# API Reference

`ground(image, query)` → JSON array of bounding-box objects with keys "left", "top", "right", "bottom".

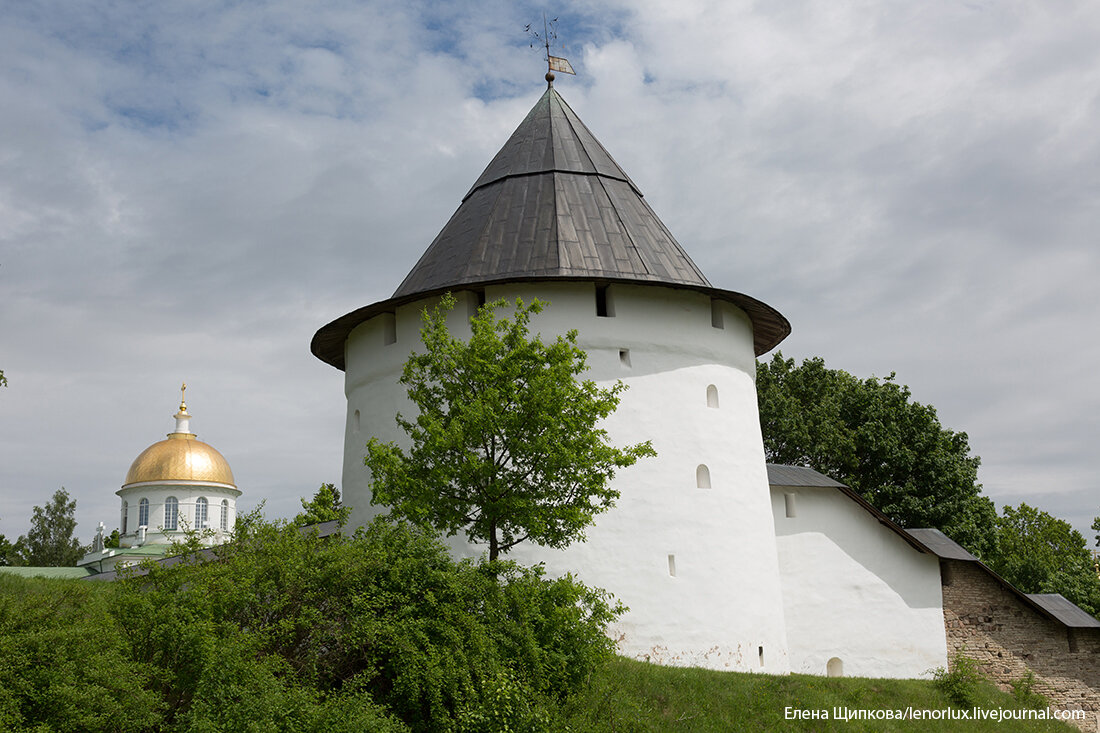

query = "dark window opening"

[{"left": 596, "top": 285, "right": 615, "bottom": 317}]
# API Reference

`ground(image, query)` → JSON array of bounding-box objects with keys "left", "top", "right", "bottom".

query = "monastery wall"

[
  {"left": 773, "top": 484, "right": 947, "bottom": 679},
  {"left": 941, "top": 560, "right": 1100, "bottom": 730}
]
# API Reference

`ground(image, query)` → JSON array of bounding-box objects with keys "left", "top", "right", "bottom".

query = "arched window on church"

[
  {"left": 164, "top": 497, "right": 178, "bottom": 531},
  {"left": 220, "top": 500, "right": 229, "bottom": 532},
  {"left": 121, "top": 501, "right": 128, "bottom": 535},
  {"left": 696, "top": 464, "right": 711, "bottom": 489},
  {"left": 138, "top": 498, "right": 149, "bottom": 528},
  {"left": 195, "top": 497, "right": 208, "bottom": 529}
]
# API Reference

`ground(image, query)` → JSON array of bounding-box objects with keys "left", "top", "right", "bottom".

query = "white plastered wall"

[
  {"left": 117, "top": 483, "right": 240, "bottom": 547},
  {"left": 343, "top": 281, "right": 790, "bottom": 672},
  {"left": 771, "top": 484, "right": 948, "bottom": 678}
]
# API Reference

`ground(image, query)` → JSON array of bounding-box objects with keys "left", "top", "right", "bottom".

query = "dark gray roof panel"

[
  {"left": 1026, "top": 594, "right": 1100, "bottom": 629},
  {"left": 766, "top": 464, "right": 847, "bottom": 488},
  {"left": 394, "top": 171, "right": 710, "bottom": 296},
  {"left": 465, "top": 87, "right": 636, "bottom": 197},
  {"left": 905, "top": 528, "right": 980, "bottom": 562}
]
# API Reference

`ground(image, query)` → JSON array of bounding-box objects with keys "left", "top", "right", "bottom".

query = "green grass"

[{"left": 557, "top": 656, "right": 1083, "bottom": 732}]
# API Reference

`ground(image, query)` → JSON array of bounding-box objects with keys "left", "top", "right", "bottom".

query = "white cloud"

[{"left": 2, "top": 0, "right": 1098, "bottom": 544}]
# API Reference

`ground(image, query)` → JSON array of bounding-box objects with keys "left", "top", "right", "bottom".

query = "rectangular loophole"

[
  {"left": 758, "top": 646, "right": 765, "bottom": 667},
  {"left": 784, "top": 493, "right": 797, "bottom": 518},
  {"left": 619, "top": 349, "right": 631, "bottom": 368},
  {"left": 596, "top": 285, "right": 615, "bottom": 317},
  {"left": 466, "top": 289, "right": 486, "bottom": 320},
  {"left": 381, "top": 313, "right": 397, "bottom": 345},
  {"left": 667, "top": 554, "right": 676, "bottom": 577},
  {"left": 711, "top": 299, "right": 724, "bottom": 329}
]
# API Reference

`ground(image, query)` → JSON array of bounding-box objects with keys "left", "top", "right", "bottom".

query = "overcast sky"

[{"left": 2, "top": 1, "right": 1098, "bottom": 547}]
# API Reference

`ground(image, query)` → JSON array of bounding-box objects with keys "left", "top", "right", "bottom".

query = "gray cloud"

[{"left": 2, "top": 1, "right": 1098, "bottom": 546}]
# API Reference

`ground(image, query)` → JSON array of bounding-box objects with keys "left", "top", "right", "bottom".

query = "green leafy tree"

[
  {"left": 757, "top": 352, "right": 995, "bottom": 557},
  {"left": 986, "top": 503, "right": 1100, "bottom": 618},
  {"left": 294, "top": 482, "right": 350, "bottom": 526},
  {"left": 103, "top": 529, "right": 121, "bottom": 549},
  {"left": 15, "top": 488, "right": 88, "bottom": 567},
  {"left": 366, "top": 295, "right": 655, "bottom": 561},
  {"left": 1092, "top": 516, "right": 1099, "bottom": 548},
  {"left": 0, "top": 530, "right": 15, "bottom": 567}
]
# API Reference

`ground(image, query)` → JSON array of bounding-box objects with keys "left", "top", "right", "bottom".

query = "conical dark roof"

[
  {"left": 312, "top": 85, "right": 789, "bottom": 369},
  {"left": 392, "top": 87, "right": 710, "bottom": 296}
]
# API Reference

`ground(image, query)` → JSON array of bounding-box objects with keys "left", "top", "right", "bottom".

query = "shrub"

[
  {"left": 932, "top": 653, "right": 984, "bottom": 709},
  {"left": 111, "top": 515, "right": 620, "bottom": 732},
  {"left": 1010, "top": 670, "right": 1049, "bottom": 711},
  {"left": 0, "top": 574, "right": 161, "bottom": 732}
]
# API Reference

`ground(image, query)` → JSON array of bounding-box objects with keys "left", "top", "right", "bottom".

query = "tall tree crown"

[{"left": 365, "top": 295, "right": 654, "bottom": 561}]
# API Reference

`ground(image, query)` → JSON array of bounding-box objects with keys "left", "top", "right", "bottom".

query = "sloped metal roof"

[
  {"left": 905, "top": 528, "right": 980, "bottom": 562},
  {"left": 1026, "top": 594, "right": 1100, "bottom": 629},
  {"left": 462, "top": 85, "right": 639, "bottom": 199},
  {"left": 766, "top": 463, "right": 847, "bottom": 488},
  {"left": 312, "top": 84, "right": 790, "bottom": 369},
  {"left": 393, "top": 87, "right": 710, "bottom": 297}
]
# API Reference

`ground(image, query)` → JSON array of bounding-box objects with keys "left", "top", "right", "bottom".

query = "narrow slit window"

[
  {"left": 596, "top": 285, "right": 615, "bottom": 317},
  {"left": 121, "top": 502, "right": 128, "bottom": 535},
  {"left": 706, "top": 384, "right": 719, "bottom": 408},
  {"left": 696, "top": 464, "right": 711, "bottom": 489},
  {"left": 711, "top": 299, "right": 724, "bottom": 329},
  {"left": 619, "top": 349, "right": 631, "bottom": 368},
  {"left": 353, "top": 409, "right": 361, "bottom": 433},
  {"left": 382, "top": 313, "right": 397, "bottom": 345},
  {"left": 784, "top": 493, "right": 797, "bottom": 518},
  {"left": 667, "top": 554, "right": 677, "bottom": 577},
  {"left": 758, "top": 646, "right": 765, "bottom": 667},
  {"left": 467, "top": 289, "right": 486, "bottom": 319},
  {"left": 220, "top": 500, "right": 229, "bottom": 531}
]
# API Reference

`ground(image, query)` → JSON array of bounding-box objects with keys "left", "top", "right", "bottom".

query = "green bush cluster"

[
  {"left": 1010, "top": 671, "right": 1050, "bottom": 711},
  {"left": 932, "top": 653, "right": 985, "bottom": 709},
  {"left": 0, "top": 516, "right": 621, "bottom": 732}
]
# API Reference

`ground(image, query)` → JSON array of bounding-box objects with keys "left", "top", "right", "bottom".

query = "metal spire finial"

[
  {"left": 179, "top": 382, "right": 188, "bottom": 414},
  {"left": 527, "top": 13, "right": 574, "bottom": 87}
]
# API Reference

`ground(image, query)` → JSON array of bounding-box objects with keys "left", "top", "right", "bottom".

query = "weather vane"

[{"left": 526, "top": 13, "right": 575, "bottom": 85}]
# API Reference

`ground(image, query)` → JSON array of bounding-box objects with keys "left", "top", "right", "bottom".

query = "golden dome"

[
  {"left": 124, "top": 433, "right": 236, "bottom": 487},
  {"left": 124, "top": 386, "right": 235, "bottom": 487}
]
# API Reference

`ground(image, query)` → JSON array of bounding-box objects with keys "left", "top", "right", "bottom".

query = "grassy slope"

[{"left": 558, "top": 656, "right": 1082, "bottom": 732}]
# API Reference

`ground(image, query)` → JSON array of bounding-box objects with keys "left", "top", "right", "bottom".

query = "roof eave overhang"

[{"left": 311, "top": 276, "right": 791, "bottom": 371}]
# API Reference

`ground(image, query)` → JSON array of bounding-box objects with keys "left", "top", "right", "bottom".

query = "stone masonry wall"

[{"left": 941, "top": 560, "right": 1100, "bottom": 731}]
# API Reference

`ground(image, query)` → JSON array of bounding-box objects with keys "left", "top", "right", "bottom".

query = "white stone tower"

[{"left": 312, "top": 82, "right": 793, "bottom": 671}]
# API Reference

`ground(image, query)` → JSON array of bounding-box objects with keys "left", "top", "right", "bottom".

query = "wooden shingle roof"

[
  {"left": 393, "top": 87, "right": 710, "bottom": 297},
  {"left": 312, "top": 85, "right": 790, "bottom": 369}
]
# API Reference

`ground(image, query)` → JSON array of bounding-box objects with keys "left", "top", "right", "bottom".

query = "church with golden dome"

[{"left": 77, "top": 385, "right": 241, "bottom": 573}]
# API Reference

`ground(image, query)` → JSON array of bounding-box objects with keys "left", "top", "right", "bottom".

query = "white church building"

[
  {"left": 310, "top": 79, "right": 952, "bottom": 678},
  {"left": 77, "top": 386, "right": 241, "bottom": 574}
]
